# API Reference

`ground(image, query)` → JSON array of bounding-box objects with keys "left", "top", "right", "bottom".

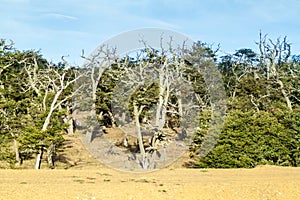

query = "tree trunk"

[
  {"left": 133, "top": 103, "right": 149, "bottom": 169},
  {"left": 85, "top": 107, "right": 97, "bottom": 143},
  {"left": 65, "top": 112, "right": 74, "bottom": 136},
  {"left": 160, "top": 82, "right": 170, "bottom": 130},
  {"left": 37, "top": 88, "right": 63, "bottom": 170},
  {"left": 47, "top": 144, "right": 55, "bottom": 169},
  {"left": 107, "top": 111, "right": 116, "bottom": 128},
  {"left": 42, "top": 90, "right": 63, "bottom": 131},
  {"left": 155, "top": 96, "right": 164, "bottom": 128},
  {"left": 155, "top": 88, "right": 168, "bottom": 130},
  {"left": 177, "top": 93, "right": 183, "bottom": 120},
  {"left": 13, "top": 138, "right": 21, "bottom": 166},
  {"left": 277, "top": 79, "right": 292, "bottom": 111},
  {"left": 232, "top": 87, "right": 237, "bottom": 103},
  {"left": 156, "top": 69, "right": 165, "bottom": 128},
  {"left": 66, "top": 103, "right": 74, "bottom": 136},
  {"left": 67, "top": 118, "right": 74, "bottom": 136},
  {"left": 155, "top": 69, "right": 170, "bottom": 130},
  {"left": 35, "top": 147, "right": 43, "bottom": 170},
  {"left": 134, "top": 104, "right": 145, "bottom": 156}
]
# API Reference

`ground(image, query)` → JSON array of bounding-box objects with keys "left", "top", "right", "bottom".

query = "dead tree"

[
  {"left": 23, "top": 55, "right": 84, "bottom": 169},
  {"left": 257, "top": 32, "right": 293, "bottom": 110},
  {"left": 79, "top": 47, "right": 118, "bottom": 142}
]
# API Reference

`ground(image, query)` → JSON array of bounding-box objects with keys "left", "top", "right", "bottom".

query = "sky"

[{"left": 1, "top": 0, "right": 300, "bottom": 65}]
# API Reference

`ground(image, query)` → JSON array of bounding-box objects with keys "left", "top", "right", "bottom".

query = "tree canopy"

[{"left": 0, "top": 32, "right": 299, "bottom": 169}]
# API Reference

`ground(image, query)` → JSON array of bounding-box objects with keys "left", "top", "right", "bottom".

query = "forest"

[{"left": 0, "top": 32, "right": 299, "bottom": 170}]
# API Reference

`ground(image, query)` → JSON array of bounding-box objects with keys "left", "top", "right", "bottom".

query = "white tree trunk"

[
  {"left": 277, "top": 79, "right": 292, "bottom": 110},
  {"left": 38, "top": 90, "right": 62, "bottom": 169},
  {"left": 47, "top": 144, "right": 55, "bottom": 168},
  {"left": 155, "top": 96, "right": 164, "bottom": 128},
  {"left": 13, "top": 138, "right": 21, "bottom": 166},
  {"left": 35, "top": 148, "right": 43, "bottom": 170},
  {"left": 65, "top": 103, "right": 74, "bottom": 136},
  {"left": 177, "top": 92, "right": 183, "bottom": 120},
  {"left": 107, "top": 111, "right": 116, "bottom": 128},
  {"left": 85, "top": 107, "right": 97, "bottom": 143},
  {"left": 42, "top": 90, "right": 63, "bottom": 131},
  {"left": 67, "top": 117, "right": 74, "bottom": 136},
  {"left": 134, "top": 103, "right": 145, "bottom": 156},
  {"left": 155, "top": 67, "right": 170, "bottom": 130}
]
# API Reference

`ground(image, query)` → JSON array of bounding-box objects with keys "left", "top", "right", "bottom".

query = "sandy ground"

[
  {"left": 0, "top": 135, "right": 299, "bottom": 200},
  {"left": 0, "top": 166, "right": 299, "bottom": 200}
]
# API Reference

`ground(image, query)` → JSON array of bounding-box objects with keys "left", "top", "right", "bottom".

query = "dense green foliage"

[{"left": 194, "top": 110, "right": 300, "bottom": 168}]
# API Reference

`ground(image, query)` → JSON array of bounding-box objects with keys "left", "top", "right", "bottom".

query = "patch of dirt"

[
  {"left": 79, "top": 127, "right": 190, "bottom": 171},
  {"left": 54, "top": 135, "right": 105, "bottom": 170}
]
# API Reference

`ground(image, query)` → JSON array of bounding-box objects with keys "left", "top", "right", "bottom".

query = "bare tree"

[
  {"left": 22, "top": 55, "right": 84, "bottom": 169},
  {"left": 79, "top": 46, "right": 118, "bottom": 142},
  {"left": 257, "top": 32, "right": 293, "bottom": 110}
]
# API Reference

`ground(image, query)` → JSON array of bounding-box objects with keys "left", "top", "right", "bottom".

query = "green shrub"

[{"left": 193, "top": 110, "right": 300, "bottom": 168}]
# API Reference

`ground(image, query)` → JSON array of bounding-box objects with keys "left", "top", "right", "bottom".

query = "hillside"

[{"left": 55, "top": 128, "right": 192, "bottom": 170}]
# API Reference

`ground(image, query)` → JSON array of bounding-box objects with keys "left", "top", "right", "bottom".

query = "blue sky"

[{"left": 1, "top": 0, "right": 300, "bottom": 65}]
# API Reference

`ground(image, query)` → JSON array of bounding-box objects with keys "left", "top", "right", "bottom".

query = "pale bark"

[
  {"left": 155, "top": 61, "right": 171, "bottom": 130},
  {"left": 133, "top": 102, "right": 146, "bottom": 156},
  {"left": 107, "top": 111, "right": 116, "bottom": 128},
  {"left": 47, "top": 144, "right": 55, "bottom": 168},
  {"left": 13, "top": 138, "right": 21, "bottom": 166},
  {"left": 277, "top": 79, "right": 292, "bottom": 110},
  {"left": 133, "top": 102, "right": 150, "bottom": 169},
  {"left": 257, "top": 32, "right": 292, "bottom": 110},
  {"left": 42, "top": 90, "right": 63, "bottom": 131},
  {"left": 67, "top": 118, "right": 74, "bottom": 136},
  {"left": 35, "top": 148, "right": 43, "bottom": 170},
  {"left": 66, "top": 104, "right": 74, "bottom": 136},
  {"left": 177, "top": 91, "right": 183, "bottom": 119}
]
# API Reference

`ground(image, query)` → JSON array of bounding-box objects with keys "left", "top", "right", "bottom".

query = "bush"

[{"left": 193, "top": 110, "right": 300, "bottom": 168}]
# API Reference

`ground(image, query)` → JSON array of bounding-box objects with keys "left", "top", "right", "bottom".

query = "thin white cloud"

[{"left": 43, "top": 13, "right": 78, "bottom": 21}]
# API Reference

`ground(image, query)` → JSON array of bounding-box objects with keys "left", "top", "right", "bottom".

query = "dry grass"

[
  {"left": 0, "top": 166, "right": 299, "bottom": 200},
  {"left": 0, "top": 134, "right": 299, "bottom": 199}
]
